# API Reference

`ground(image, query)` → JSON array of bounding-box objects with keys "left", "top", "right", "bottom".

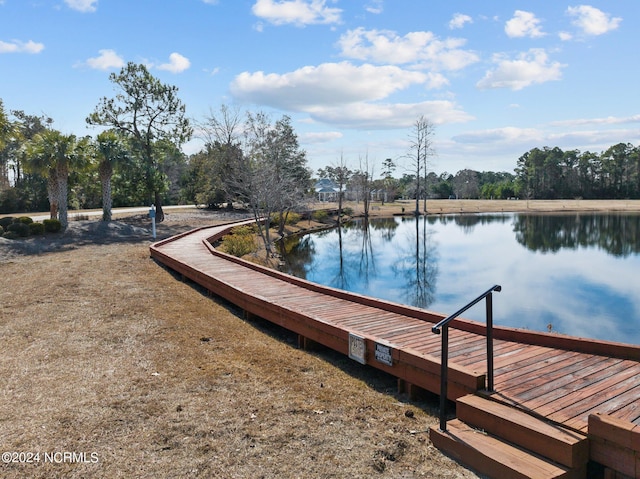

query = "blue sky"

[{"left": 1, "top": 0, "right": 638, "bottom": 176}]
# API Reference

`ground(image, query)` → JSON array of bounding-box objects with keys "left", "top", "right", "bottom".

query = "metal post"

[
  {"left": 432, "top": 285, "right": 501, "bottom": 432},
  {"left": 149, "top": 204, "right": 156, "bottom": 240},
  {"left": 486, "top": 293, "right": 494, "bottom": 392},
  {"left": 439, "top": 325, "right": 449, "bottom": 432}
]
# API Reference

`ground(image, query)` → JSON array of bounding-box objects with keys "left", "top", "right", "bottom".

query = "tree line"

[
  {"left": 2, "top": 62, "right": 639, "bottom": 234},
  {"left": 358, "top": 142, "right": 640, "bottom": 202},
  {"left": 0, "top": 64, "right": 312, "bottom": 257},
  {"left": 515, "top": 144, "right": 640, "bottom": 199},
  {"left": 0, "top": 63, "right": 191, "bottom": 228}
]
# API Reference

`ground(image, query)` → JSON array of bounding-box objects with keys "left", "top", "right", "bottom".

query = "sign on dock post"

[
  {"left": 374, "top": 343, "right": 393, "bottom": 366},
  {"left": 348, "top": 333, "right": 366, "bottom": 364}
]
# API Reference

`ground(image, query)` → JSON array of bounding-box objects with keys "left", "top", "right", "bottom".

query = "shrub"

[
  {"left": 312, "top": 210, "right": 329, "bottom": 222},
  {"left": 221, "top": 226, "right": 256, "bottom": 257},
  {"left": 7, "top": 222, "right": 30, "bottom": 237},
  {"left": 0, "top": 217, "right": 14, "bottom": 229},
  {"left": 29, "top": 222, "right": 45, "bottom": 235},
  {"left": 2, "top": 231, "right": 19, "bottom": 240},
  {"left": 342, "top": 206, "right": 353, "bottom": 216},
  {"left": 271, "top": 211, "right": 302, "bottom": 226},
  {"left": 16, "top": 216, "right": 34, "bottom": 225},
  {"left": 231, "top": 225, "right": 255, "bottom": 236},
  {"left": 286, "top": 212, "right": 301, "bottom": 225},
  {"left": 43, "top": 219, "right": 62, "bottom": 233}
]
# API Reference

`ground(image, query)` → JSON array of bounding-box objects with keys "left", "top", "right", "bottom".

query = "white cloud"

[
  {"left": 567, "top": 5, "right": 621, "bottom": 36},
  {"left": 307, "top": 100, "right": 474, "bottom": 129},
  {"left": 300, "top": 131, "right": 343, "bottom": 143},
  {"left": 550, "top": 114, "right": 640, "bottom": 127},
  {"left": 230, "top": 61, "right": 473, "bottom": 129},
  {"left": 449, "top": 13, "right": 472, "bottom": 30},
  {"left": 558, "top": 31, "right": 573, "bottom": 41},
  {"left": 477, "top": 49, "right": 564, "bottom": 91},
  {"left": 202, "top": 0, "right": 219, "bottom": 4},
  {"left": 230, "top": 61, "right": 427, "bottom": 110},
  {"left": 64, "top": 0, "right": 97, "bottom": 13},
  {"left": 0, "top": 39, "right": 44, "bottom": 54},
  {"left": 157, "top": 52, "right": 191, "bottom": 73},
  {"left": 84, "top": 49, "right": 124, "bottom": 70},
  {"left": 548, "top": 129, "right": 640, "bottom": 147},
  {"left": 424, "top": 72, "right": 449, "bottom": 90},
  {"left": 449, "top": 122, "right": 640, "bottom": 164},
  {"left": 453, "top": 127, "right": 543, "bottom": 145},
  {"left": 251, "top": 0, "right": 342, "bottom": 26},
  {"left": 505, "top": 10, "right": 545, "bottom": 38},
  {"left": 337, "top": 28, "right": 479, "bottom": 71},
  {"left": 365, "top": 0, "right": 383, "bottom": 14}
]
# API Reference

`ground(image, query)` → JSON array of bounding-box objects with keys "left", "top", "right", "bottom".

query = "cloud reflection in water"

[{"left": 277, "top": 213, "right": 640, "bottom": 345}]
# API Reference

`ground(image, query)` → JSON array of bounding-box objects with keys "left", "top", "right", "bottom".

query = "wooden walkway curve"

[{"left": 150, "top": 220, "right": 640, "bottom": 476}]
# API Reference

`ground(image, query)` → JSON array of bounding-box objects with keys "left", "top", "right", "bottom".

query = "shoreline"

[
  {"left": 4, "top": 198, "right": 640, "bottom": 222},
  {"left": 325, "top": 198, "right": 640, "bottom": 217}
]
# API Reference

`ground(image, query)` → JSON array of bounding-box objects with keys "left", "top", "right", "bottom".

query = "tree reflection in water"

[
  {"left": 513, "top": 213, "right": 640, "bottom": 256},
  {"left": 391, "top": 216, "right": 438, "bottom": 308},
  {"left": 277, "top": 216, "right": 438, "bottom": 309},
  {"left": 275, "top": 213, "right": 640, "bottom": 344}
]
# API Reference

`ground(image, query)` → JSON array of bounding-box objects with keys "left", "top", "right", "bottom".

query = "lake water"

[{"left": 277, "top": 213, "right": 640, "bottom": 345}]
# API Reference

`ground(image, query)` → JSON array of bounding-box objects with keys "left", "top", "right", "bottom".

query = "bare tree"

[
  {"left": 354, "top": 153, "right": 375, "bottom": 218},
  {"left": 197, "top": 104, "right": 243, "bottom": 208},
  {"left": 234, "top": 112, "right": 309, "bottom": 257},
  {"left": 200, "top": 104, "right": 242, "bottom": 147},
  {"left": 407, "top": 116, "right": 436, "bottom": 214}
]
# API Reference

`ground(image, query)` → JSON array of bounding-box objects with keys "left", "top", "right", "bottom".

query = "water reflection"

[
  {"left": 513, "top": 213, "right": 640, "bottom": 256},
  {"left": 391, "top": 217, "right": 438, "bottom": 308},
  {"left": 277, "top": 213, "right": 640, "bottom": 345}
]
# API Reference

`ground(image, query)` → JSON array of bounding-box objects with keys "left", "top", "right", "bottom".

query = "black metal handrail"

[{"left": 431, "top": 284, "right": 501, "bottom": 432}]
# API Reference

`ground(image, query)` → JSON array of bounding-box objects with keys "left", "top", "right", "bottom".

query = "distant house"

[{"left": 314, "top": 178, "right": 340, "bottom": 202}]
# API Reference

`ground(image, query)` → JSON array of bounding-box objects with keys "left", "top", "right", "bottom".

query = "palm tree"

[
  {"left": 0, "top": 100, "right": 12, "bottom": 188},
  {"left": 95, "top": 130, "right": 129, "bottom": 221},
  {"left": 23, "top": 130, "right": 91, "bottom": 230}
]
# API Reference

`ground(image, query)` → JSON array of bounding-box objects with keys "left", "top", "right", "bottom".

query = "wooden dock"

[{"left": 150, "top": 221, "right": 640, "bottom": 479}]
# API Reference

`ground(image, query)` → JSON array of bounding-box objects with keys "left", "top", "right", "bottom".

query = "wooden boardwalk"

[
  {"left": 151, "top": 221, "right": 640, "bottom": 476},
  {"left": 150, "top": 221, "right": 640, "bottom": 434}
]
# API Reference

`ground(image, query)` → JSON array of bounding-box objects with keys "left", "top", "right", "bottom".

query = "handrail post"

[
  {"left": 439, "top": 325, "right": 449, "bottom": 432},
  {"left": 486, "top": 292, "right": 494, "bottom": 392}
]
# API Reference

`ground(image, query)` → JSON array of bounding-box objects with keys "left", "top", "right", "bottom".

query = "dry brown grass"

[
  {"left": 340, "top": 198, "right": 640, "bottom": 217},
  {"left": 1, "top": 209, "right": 482, "bottom": 479}
]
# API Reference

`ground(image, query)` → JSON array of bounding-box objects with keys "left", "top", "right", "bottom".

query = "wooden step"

[
  {"left": 429, "top": 419, "right": 584, "bottom": 479},
  {"left": 456, "top": 394, "right": 589, "bottom": 468}
]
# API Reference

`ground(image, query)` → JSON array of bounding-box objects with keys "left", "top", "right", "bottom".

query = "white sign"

[
  {"left": 348, "top": 333, "right": 366, "bottom": 365},
  {"left": 374, "top": 343, "right": 393, "bottom": 366}
]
